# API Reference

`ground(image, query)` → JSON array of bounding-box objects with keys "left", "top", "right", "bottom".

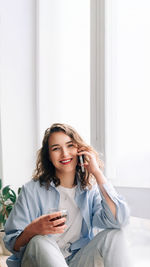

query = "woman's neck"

[{"left": 56, "top": 171, "right": 76, "bottom": 188}]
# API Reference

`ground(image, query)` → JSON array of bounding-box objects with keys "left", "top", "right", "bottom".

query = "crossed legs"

[{"left": 21, "top": 229, "right": 132, "bottom": 267}]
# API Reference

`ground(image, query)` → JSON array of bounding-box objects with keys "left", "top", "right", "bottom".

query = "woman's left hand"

[{"left": 77, "top": 148, "right": 100, "bottom": 176}]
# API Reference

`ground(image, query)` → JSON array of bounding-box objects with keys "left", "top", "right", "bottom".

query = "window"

[
  {"left": 105, "top": 0, "right": 150, "bottom": 189},
  {"left": 91, "top": 0, "right": 150, "bottom": 218}
]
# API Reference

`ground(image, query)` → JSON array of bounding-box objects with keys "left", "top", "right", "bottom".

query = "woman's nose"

[{"left": 61, "top": 147, "right": 69, "bottom": 157}]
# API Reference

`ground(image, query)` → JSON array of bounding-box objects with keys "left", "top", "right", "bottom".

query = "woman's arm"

[
  {"left": 77, "top": 149, "right": 117, "bottom": 218},
  {"left": 4, "top": 182, "right": 67, "bottom": 254},
  {"left": 92, "top": 169, "right": 117, "bottom": 218},
  {"left": 14, "top": 212, "right": 67, "bottom": 251}
]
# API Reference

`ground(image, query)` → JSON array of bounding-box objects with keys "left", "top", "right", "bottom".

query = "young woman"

[{"left": 4, "top": 123, "right": 131, "bottom": 267}]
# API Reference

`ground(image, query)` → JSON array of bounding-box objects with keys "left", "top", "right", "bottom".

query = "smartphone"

[{"left": 79, "top": 155, "right": 85, "bottom": 172}]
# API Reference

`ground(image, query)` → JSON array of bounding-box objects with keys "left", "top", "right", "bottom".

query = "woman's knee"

[
  {"left": 21, "top": 235, "right": 55, "bottom": 267},
  {"left": 106, "top": 229, "right": 127, "bottom": 245},
  {"left": 95, "top": 228, "right": 127, "bottom": 251},
  {"left": 96, "top": 229, "right": 132, "bottom": 266},
  {"left": 29, "top": 235, "right": 42, "bottom": 244},
  {"left": 26, "top": 235, "right": 43, "bottom": 251}
]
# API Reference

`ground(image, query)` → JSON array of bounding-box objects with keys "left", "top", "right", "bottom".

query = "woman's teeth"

[{"left": 60, "top": 159, "right": 72, "bottom": 164}]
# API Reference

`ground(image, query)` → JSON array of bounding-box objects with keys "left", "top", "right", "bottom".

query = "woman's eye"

[
  {"left": 52, "top": 147, "right": 60, "bottom": 151},
  {"left": 68, "top": 144, "right": 74, "bottom": 148}
]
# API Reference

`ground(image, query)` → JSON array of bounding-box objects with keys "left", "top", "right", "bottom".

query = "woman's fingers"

[
  {"left": 49, "top": 217, "right": 66, "bottom": 227},
  {"left": 77, "top": 149, "right": 100, "bottom": 175},
  {"left": 77, "top": 151, "right": 93, "bottom": 164},
  {"left": 31, "top": 214, "right": 67, "bottom": 235},
  {"left": 46, "top": 211, "right": 62, "bottom": 221},
  {"left": 77, "top": 149, "right": 94, "bottom": 160},
  {"left": 47, "top": 213, "right": 67, "bottom": 234},
  {"left": 48, "top": 220, "right": 67, "bottom": 234}
]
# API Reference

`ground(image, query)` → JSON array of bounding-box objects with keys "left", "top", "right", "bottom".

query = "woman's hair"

[{"left": 33, "top": 123, "right": 104, "bottom": 189}]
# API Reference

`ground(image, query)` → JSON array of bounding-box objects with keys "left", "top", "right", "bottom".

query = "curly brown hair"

[{"left": 33, "top": 123, "right": 103, "bottom": 189}]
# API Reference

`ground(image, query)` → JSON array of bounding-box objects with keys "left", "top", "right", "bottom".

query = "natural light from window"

[{"left": 105, "top": 0, "right": 150, "bottom": 188}]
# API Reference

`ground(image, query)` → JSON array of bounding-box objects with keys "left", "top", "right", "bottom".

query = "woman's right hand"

[{"left": 28, "top": 211, "right": 67, "bottom": 236}]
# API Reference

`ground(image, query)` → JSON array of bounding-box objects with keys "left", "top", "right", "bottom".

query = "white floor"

[{"left": 125, "top": 217, "right": 150, "bottom": 267}]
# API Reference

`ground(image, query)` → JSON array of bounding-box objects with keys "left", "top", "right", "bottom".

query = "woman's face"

[{"left": 48, "top": 131, "right": 78, "bottom": 175}]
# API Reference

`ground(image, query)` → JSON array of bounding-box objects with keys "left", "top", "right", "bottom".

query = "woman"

[{"left": 4, "top": 123, "right": 131, "bottom": 267}]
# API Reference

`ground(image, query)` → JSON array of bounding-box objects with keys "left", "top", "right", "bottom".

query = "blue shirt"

[{"left": 3, "top": 179, "right": 130, "bottom": 267}]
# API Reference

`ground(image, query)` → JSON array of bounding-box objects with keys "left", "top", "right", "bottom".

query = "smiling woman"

[
  {"left": 3, "top": 123, "right": 131, "bottom": 267},
  {"left": 33, "top": 123, "right": 103, "bottom": 190}
]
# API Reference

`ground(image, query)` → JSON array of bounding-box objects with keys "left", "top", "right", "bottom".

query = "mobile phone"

[{"left": 79, "top": 155, "right": 85, "bottom": 172}]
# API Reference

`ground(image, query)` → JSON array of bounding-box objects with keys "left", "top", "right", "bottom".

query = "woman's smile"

[{"left": 60, "top": 158, "right": 73, "bottom": 165}]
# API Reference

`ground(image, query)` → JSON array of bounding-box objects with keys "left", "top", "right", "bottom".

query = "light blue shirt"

[{"left": 4, "top": 179, "right": 130, "bottom": 267}]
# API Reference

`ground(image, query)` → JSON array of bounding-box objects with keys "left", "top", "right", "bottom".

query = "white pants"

[{"left": 21, "top": 229, "right": 132, "bottom": 267}]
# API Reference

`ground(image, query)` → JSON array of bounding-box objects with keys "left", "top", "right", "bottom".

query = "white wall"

[
  {"left": 37, "top": 0, "right": 90, "bottom": 146},
  {"left": 0, "top": 0, "right": 37, "bottom": 191},
  {"left": 0, "top": 0, "right": 90, "bottom": 191}
]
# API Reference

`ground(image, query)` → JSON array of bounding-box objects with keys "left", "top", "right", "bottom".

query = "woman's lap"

[{"left": 21, "top": 229, "right": 132, "bottom": 267}]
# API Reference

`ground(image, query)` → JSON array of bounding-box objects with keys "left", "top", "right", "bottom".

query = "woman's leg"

[
  {"left": 68, "top": 229, "right": 132, "bottom": 267},
  {"left": 21, "top": 235, "right": 68, "bottom": 267}
]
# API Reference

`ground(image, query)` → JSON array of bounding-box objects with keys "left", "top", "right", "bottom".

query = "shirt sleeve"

[
  {"left": 3, "top": 184, "right": 36, "bottom": 258},
  {"left": 92, "top": 182, "right": 130, "bottom": 229}
]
